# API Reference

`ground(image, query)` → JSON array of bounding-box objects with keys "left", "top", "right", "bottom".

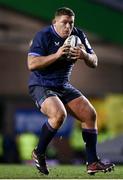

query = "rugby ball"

[
  {"left": 64, "top": 35, "right": 82, "bottom": 60},
  {"left": 64, "top": 35, "right": 82, "bottom": 47}
]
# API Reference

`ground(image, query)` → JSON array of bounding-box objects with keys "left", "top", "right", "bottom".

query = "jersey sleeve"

[
  {"left": 75, "top": 28, "right": 94, "bottom": 54},
  {"left": 28, "top": 31, "right": 47, "bottom": 56},
  {"left": 82, "top": 32, "right": 94, "bottom": 54}
]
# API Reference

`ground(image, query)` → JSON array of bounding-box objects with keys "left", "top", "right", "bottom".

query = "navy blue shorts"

[{"left": 29, "top": 84, "right": 82, "bottom": 108}]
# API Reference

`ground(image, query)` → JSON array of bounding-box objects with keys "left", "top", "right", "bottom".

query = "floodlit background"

[{"left": 0, "top": 0, "right": 123, "bottom": 165}]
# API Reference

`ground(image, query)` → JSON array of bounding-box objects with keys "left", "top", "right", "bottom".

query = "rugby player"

[{"left": 27, "top": 7, "right": 115, "bottom": 175}]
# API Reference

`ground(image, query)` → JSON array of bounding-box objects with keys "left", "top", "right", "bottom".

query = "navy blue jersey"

[{"left": 28, "top": 25, "right": 93, "bottom": 87}]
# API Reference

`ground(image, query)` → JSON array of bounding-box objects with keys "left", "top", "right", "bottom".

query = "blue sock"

[
  {"left": 36, "top": 122, "right": 57, "bottom": 155},
  {"left": 82, "top": 128, "right": 98, "bottom": 164}
]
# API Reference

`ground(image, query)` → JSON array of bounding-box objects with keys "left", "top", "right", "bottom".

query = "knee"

[
  {"left": 53, "top": 110, "right": 67, "bottom": 128},
  {"left": 56, "top": 110, "right": 67, "bottom": 126},
  {"left": 90, "top": 107, "right": 97, "bottom": 123}
]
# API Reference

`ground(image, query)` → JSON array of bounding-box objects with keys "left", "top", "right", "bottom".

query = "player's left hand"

[{"left": 70, "top": 45, "right": 87, "bottom": 60}]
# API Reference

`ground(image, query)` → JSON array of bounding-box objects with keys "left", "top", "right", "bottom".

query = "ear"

[{"left": 52, "top": 18, "right": 56, "bottom": 24}]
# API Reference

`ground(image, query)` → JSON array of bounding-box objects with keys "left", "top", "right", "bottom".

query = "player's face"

[{"left": 54, "top": 15, "right": 74, "bottom": 38}]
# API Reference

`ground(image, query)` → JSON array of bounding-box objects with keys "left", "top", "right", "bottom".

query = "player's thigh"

[
  {"left": 41, "top": 96, "right": 67, "bottom": 119},
  {"left": 66, "top": 95, "right": 96, "bottom": 122},
  {"left": 29, "top": 85, "right": 67, "bottom": 119}
]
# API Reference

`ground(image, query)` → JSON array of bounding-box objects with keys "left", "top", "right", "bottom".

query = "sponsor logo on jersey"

[{"left": 54, "top": 42, "right": 60, "bottom": 46}]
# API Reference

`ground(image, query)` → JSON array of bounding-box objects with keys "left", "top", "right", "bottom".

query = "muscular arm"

[
  {"left": 27, "top": 53, "right": 59, "bottom": 71},
  {"left": 27, "top": 45, "right": 70, "bottom": 71},
  {"left": 82, "top": 50, "right": 98, "bottom": 68}
]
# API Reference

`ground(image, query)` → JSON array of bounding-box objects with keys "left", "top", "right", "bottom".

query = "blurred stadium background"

[{"left": 0, "top": 0, "right": 123, "bottom": 166}]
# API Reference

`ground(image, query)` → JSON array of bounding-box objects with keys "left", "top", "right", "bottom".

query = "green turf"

[{"left": 0, "top": 164, "right": 123, "bottom": 179}]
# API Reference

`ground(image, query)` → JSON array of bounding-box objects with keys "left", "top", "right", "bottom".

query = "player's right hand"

[{"left": 56, "top": 45, "right": 70, "bottom": 59}]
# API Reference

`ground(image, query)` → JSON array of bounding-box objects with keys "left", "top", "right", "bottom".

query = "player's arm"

[
  {"left": 80, "top": 48, "right": 98, "bottom": 68},
  {"left": 27, "top": 45, "right": 70, "bottom": 71},
  {"left": 28, "top": 54, "right": 58, "bottom": 71}
]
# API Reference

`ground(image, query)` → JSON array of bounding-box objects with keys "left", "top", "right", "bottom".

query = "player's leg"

[
  {"left": 41, "top": 95, "right": 67, "bottom": 129},
  {"left": 66, "top": 95, "right": 115, "bottom": 174},
  {"left": 37, "top": 95, "right": 67, "bottom": 155},
  {"left": 66, "top": 95, "right": 98, "bottom": 162},
  {"left": 29, "top": 86, "right": 67, "bottom": 174},
  {"left": 66, "top": 95, "right": 97, "bottom": 128},
  {"left": 33, "top": 96, "right": 67, "bottom": 175}
]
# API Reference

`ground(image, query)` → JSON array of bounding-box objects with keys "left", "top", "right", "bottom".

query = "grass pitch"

[{"left": 0, "top": 164, "right": 123, "bottom": 179}]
